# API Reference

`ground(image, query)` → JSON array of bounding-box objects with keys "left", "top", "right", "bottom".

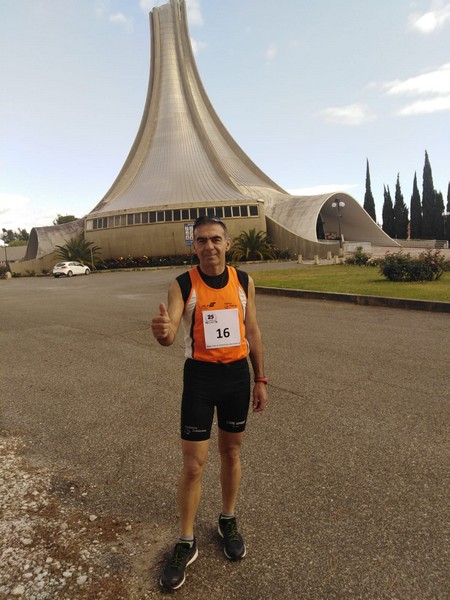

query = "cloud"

[
  {"left": 318, "top": 104, "right": 376, "bottom": 126},
  {"left": 187, "top": 0, "right": 204, "bottom": 27},
  {"left": 190, "top": 37, "right": 207, "bottom": 56},
  {"left": 288, "top": 184, "right": 358, "bottom": 196},
  {"left": 94, "top": 2, "right": 133, "bottom": 30},
  {"left": 264, "top": 43, "right": 278, "bottom": 61},
  {"left": 408, "top": 2, "right": 450, "bottom": 33},
  {"left": 0, "top": 194, "right": 56, "bottom": 231},
  {"left": 139, "top": 0, "right": 158, "bottom": 12},
  {"left": 383, "top": 63, "right": 450, "bottom": 96},
  {"left": 398, "top": 95, "right": 450, "bottom": 115},
  {"left": 109, "top": 12, "right": 133, "bottom": 31},
  {"left": 95, "top": 0, "right": 108, "bottom": 18},
  {"left": 381, "top": 63, "right": 450, "bottom": 115}
]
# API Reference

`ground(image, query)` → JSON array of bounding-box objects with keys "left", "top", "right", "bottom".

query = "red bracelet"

[{"left": 254, "top": 377, "right": 269, "bottom": 384}]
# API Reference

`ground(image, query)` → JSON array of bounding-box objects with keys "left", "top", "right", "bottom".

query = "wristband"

[{"left": 254, "top": 377, "right": 269, "bottom": 384}]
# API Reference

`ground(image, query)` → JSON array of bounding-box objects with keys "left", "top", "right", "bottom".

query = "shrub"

[
  {"left": 345, "top": 246, "right": 370, "bottom": 266},
  {"left": 100, "top": 248, "right": 294, "bottom": 271},
  {"left": 273, "top": 247, "right": 293, "bottom": 260},
  {"left": 366, "top": 257, "right": 384, "bottom": 268},
  {"left": 100, "top": 254, "right": 196, "bottom": 270},
  {"left": 379, "top": 250, "right": 447, "bottom": 282},
  {"left": 231, "top": 229, "right": 276, "bottom": 262}
]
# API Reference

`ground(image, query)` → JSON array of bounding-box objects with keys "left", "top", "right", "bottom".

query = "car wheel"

[
  {"left": 67, "top": 270, "right": 73, "bottom": 277},
  {"left": 53, "top": 274, "right": 59, "bottom": 278},
  {"left": 85, "top": 269, "right": 90, "bottom": 275}
]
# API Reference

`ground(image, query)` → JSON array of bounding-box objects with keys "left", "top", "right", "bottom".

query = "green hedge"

[
  {"left": 380, "top": 250, "right": 449, "bottom": 282},
  {"left": 98, "top": 248, "right": 293, "bottom": 270}
]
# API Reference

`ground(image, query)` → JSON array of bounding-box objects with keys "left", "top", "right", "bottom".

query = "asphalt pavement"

[{"left": 1, "top": 268, "right": 449, "bottom": 599}]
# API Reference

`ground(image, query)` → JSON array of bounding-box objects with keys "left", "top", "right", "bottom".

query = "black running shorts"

[{"left": 181, "top": 358, "right": 251, "bottom": 441}]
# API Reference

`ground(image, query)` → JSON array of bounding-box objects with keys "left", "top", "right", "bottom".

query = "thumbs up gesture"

[
  {"left": 151, "top": 302, "right": 173, "bottom": 344},
  {"left": 159, "top": 302, "right": 169, "bottom": 318}
]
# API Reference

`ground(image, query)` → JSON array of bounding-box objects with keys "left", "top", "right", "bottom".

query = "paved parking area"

[{"left": 1, "top": 269, "right": 449, "bottom": 599}]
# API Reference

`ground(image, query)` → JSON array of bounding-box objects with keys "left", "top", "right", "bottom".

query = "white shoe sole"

[
  {"left": 218, "top": 524, "right": 247, "bottom": 560},
  {"left": 160, "top": 547, "right": 199, "bottom": 590}
]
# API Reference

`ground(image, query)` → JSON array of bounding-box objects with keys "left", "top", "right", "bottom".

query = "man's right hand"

[{"left": 151, "top": 302, "right": 173, "bottom": 343}]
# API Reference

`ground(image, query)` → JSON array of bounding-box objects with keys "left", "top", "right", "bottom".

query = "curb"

[{"left": 255, "top": 286, "right": 450, "bottom": 313}]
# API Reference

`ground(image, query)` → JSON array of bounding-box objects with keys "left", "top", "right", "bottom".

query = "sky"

[{"left": 1, "top": 0, "right": 449, "bottom": 234}]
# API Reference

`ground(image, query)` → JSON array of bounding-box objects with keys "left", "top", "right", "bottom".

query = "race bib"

[{"left": 202, "top": 308, "right": 241, "bottom": 349}]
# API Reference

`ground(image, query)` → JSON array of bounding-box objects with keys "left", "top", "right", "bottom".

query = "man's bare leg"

[
  {"left": 217, "top": 429, "right": 246, "bottom": 560},
  {"left": 218, "top": 430, "right": 244, "bottom": 515},
  {"left": 178, "top": 439, "right": 210, "bottom": 537}
]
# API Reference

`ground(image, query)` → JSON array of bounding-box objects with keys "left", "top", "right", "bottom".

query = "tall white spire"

[{"left": 91, "top": 0, "right": 287, "bottom": 216}]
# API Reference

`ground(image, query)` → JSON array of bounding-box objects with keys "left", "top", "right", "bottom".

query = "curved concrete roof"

[
  {"left": 25, "top": 219, "right": 85, "bottom": 260},
  {"left": 265, "top": 193, "right": 398, "bottom": 245}
]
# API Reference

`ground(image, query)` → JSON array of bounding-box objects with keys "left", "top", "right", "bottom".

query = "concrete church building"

[{"left": 19, "top": 0, "right": 395, "bottom": 274}]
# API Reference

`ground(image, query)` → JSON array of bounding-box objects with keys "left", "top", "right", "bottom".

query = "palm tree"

[
  {"left": 231, "top": 229, "right": 275, "bottom": 262},
  {"left": 55, "top": 237, "right": 102, "bottom": 269}
]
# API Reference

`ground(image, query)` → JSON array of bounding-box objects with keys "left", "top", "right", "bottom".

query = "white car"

[{"left": 53, "top": 261, "right": 90, "bottom": 278}]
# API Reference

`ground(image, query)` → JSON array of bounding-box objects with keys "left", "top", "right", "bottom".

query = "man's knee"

[
  {"left": 218, "top": 432, "right": 243, "bottom": 463},
  {"left": 183, "top": 454, "right": 207, "bottom": 480},
  {"left": 181, "top": 441, "right": 209, "bottom": 481},
  {"left": 220, "top": 447, "right": 241, "bottom": 468}
]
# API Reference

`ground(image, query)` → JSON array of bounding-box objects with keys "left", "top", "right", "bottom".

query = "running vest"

[{"left": 182, "top": 266, "right": 249, "bottom": 363}]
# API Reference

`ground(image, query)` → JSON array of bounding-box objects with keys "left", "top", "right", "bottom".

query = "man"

[{"left": 151, "top": 215, "right": 268, "bottom": 590}]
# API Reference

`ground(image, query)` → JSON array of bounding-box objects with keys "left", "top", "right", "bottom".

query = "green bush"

[
  {"left": 345, "top": 246, "right": 370, "bottom": 266},
  {"left": 100, "top": 254, "right": 196, "bottom": 270},
  {"left": 366, "top": 257, "right": 384, "bottom": 268},
  {"left": 379, "top": 250, "right": 448, "bottom": 282},
  {"left": 274, "top": 248, "right": 293, "bottom": 260}
]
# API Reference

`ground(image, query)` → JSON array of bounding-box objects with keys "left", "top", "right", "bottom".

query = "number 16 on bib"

[{"left": 202, "top": 308, "right": 241, "bottom": 349}]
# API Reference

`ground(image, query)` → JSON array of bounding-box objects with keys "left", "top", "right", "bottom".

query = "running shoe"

[
  {"left": 160, "top": 538, "right": 198, "bottom": 590},
  {"left": 218, "top": 515, "right": 247, "bottom": 560}
]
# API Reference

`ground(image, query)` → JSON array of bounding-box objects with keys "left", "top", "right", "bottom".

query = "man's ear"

[{"left": 225, "top": 237, "right": 231, "bottom": 251}]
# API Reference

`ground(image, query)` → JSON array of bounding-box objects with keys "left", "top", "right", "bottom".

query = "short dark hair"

[{"left": 193, "top": 215, "right": 228, "bottom": 235}]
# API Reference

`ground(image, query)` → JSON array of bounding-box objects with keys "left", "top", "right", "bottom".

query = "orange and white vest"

[{"left": 182, "top": 267, "right": 249, "bottom": 363}]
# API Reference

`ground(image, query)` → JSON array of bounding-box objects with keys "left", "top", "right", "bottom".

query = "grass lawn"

[{"left": 250, "top": 264, "right": 450, "bottom": 303}]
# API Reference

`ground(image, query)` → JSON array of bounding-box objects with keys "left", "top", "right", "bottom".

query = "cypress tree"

[
  {"left": 394, "top": 174, "right": 409, "bottom": 239},
  {"left": 434, "top": 191, "right": 445, "bottom": 240},
  {"left": 446, "top": 182, "right": 450, "bottom": 242},
  {"left": 382, "top": 185, "right": 395, "bottom": 238},
  {"left": 363, "top": 159, "right": 377, "bottom": 221},
  {"left": 409, "top": 172, "right": 422, "bottom": 239},
  {"left": 422, "top": 150, "right": 435, "bottom": 238}
]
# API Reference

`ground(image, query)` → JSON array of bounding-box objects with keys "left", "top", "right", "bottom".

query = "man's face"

[{"left": 192, "top": 223, "right": 231, "bottom": 270}]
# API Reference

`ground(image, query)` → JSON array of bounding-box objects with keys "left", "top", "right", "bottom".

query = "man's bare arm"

[
  {"left": 151, "top": 280, "right": 185, "bottom": 346},
  {"left": 245, "top": 277, "right": 268, "bottom": 412}
]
